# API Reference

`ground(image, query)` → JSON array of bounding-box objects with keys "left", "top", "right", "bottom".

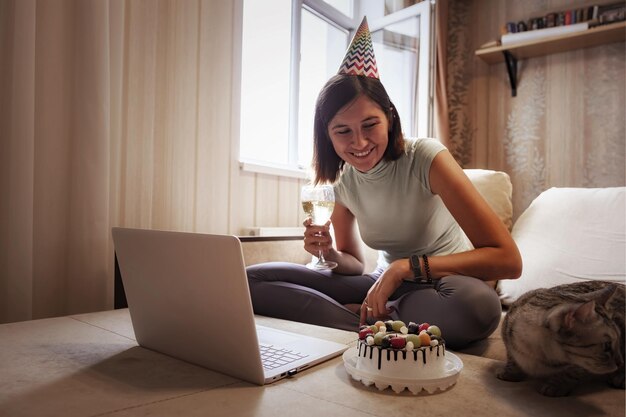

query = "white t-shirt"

[{"left": 334, "top": 138, "right": 471, "bottom": 269}]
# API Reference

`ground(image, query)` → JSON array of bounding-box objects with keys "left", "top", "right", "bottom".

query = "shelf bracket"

[{"left": 502, "top": 50, "right": 518, "bottom": 97}]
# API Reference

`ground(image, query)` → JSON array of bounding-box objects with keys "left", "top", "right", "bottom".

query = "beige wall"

[{"left": 447, "top": 0, "right": 625, "bottom": 219}]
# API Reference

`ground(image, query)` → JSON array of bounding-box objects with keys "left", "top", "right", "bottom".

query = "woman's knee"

[
  {"left": 393, "top": 276, "right": 501, "bottom": 348},
  {"left": 246, "top": 262, "right": 299, "bottom": 282},
  {"left": 439, "top": 276, "right": 502, "bottom": 339}
]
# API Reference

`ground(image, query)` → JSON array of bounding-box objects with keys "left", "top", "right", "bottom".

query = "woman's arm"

[
  {"left": 328, "top": 202, "right": 366, "bottom": 275},
  {"left": 427, "top": 150, "right": 523, "bottom": 281},
  {"left": 360, "top": 150, "right": 522, "bottom": 322}
]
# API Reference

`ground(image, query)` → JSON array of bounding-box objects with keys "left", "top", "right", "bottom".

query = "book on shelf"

[
  {"left": 499, "top": 2, "right": 625, "bottom": 46},
  {"left": 598, "top": 3, "right": 626, "bottom": 24}
]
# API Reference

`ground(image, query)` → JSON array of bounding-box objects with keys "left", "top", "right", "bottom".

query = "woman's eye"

[
  {"left": 603, "top": 341, "right": 612, "bottom": 352},
  {"left": 364, "top": 123, "right": 378, "bottom": 129}
]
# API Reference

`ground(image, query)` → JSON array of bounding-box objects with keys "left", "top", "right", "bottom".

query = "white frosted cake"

[{"left": 355, "top": 320, "right": 446, "bottom": 380}]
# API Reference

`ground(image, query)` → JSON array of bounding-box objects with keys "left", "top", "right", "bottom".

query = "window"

[{"left": 239, "top": 0, "right": 434, "bottom": 178}]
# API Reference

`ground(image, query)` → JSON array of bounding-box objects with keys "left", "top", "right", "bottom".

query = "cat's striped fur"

[{"left": 497, "top": 280, "right": 625, "bottom": 397}]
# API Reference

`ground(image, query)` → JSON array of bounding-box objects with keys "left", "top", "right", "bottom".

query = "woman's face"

[{"left": 327, "top": 95, "right": 389, "bottom": 173}]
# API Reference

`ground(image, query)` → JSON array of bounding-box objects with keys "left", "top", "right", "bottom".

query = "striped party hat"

[{"left": 337, "top": 17, "right": 379, "bottom": 79}]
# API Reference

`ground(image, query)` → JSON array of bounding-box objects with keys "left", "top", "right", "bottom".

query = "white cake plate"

[{"left": 342, "top": 348, "right": 463, "bottom": 395}]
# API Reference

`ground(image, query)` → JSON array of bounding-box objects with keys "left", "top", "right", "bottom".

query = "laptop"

[{"left": 111, "top": 227, "right": 348, "bottom": 385}]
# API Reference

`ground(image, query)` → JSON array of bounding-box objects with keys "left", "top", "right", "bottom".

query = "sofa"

[{"left": 241, "top": 169, "right": 626, "bottom": 400}]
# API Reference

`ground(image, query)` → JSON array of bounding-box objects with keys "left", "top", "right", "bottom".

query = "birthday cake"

[{"left": 356, "top": 320, "right": 446, "bottom": 380}]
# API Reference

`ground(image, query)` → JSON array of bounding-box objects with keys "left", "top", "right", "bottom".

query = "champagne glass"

[{"left": 301, "top": 185, "right": 338, "bottom": 270}]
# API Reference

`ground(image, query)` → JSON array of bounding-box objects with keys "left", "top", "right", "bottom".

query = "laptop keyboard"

[{"left": 259, "top": 343, "right": 309, "bottom": 370}]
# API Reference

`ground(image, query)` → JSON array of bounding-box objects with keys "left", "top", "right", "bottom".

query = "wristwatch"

[{"left": 406, "top": 254, "right": 424, "bottom": 282}]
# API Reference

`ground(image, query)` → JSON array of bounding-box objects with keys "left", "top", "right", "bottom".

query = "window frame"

[{"left": 236, "top": 0, "right": 435, "bottom": 179}]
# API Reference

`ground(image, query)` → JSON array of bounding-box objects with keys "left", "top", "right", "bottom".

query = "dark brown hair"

[{"left": 312, "top": 75, "right": 404, "bottom": 184}]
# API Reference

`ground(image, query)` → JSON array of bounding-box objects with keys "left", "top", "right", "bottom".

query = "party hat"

[{"left": 337, "top": 17, "right": 379, "bottom": 79}]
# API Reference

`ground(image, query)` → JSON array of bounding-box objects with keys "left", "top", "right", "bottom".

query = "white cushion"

[
  {"left": 497, "top": 187, "right": 626, "bottom": 305},
  {"left": 464, "top": 169, "right": 513, "bottom": 230}
]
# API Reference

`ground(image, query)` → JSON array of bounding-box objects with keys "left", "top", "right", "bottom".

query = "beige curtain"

[
  {"left": 0, "top": 0, "right": 238, "bottom": 323},
  {"left": 433, "top": 0, "right": 450, "bottom": 149}
]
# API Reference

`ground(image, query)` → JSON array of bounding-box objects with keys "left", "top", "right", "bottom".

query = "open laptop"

[{"left": 111, "top": 227, "right": 348, "bottom": 385}]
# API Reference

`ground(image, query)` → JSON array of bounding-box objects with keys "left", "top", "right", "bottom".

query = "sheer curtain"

[{"left": 0, "top": 0, "right": 237, "bottom": 323}]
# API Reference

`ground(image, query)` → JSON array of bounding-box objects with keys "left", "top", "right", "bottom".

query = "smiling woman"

[
  {"left": 328, "top": 96, "right": 389, "bottom": 173},
  {"left": 313, "top": 75, "right": 405, "bottom": 184},
  {"left": 246, "top": 17, "right": 521, "bottom": 349}
]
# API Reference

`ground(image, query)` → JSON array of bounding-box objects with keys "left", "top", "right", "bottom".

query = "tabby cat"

[{"left": 497, "top": 280, "right": 625, "bottom": 397}]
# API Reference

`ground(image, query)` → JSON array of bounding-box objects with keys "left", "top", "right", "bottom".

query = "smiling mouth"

[{"left": 351, "top": 148, "right": 373, "bottom": 158}]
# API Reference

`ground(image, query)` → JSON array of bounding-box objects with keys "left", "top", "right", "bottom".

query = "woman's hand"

[
  {"left": 302, "top": 218, "right": 334, "bottom": 257},
  {"left": 359, "top": 259, "right": 409, "bottom": 325}
]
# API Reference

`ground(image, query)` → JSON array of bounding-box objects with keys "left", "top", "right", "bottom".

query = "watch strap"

[
  {"left": 422, "top": 254, "right": 432, "bottom": 283},
  {"left": 409, "top": 254, "right": 423, "bottom": 281}
]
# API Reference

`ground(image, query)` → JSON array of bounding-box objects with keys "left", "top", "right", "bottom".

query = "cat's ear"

[
  {"left": 546, "top": 301, "right": 597, "bottom": 331},
  {"left": 571, "top": 300, "right": 597, "bottom": 325},
  {"left": 593, "top": 284, "right": 618, "bottom": 309}
]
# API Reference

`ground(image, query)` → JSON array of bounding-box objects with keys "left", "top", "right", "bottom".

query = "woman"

[{"left": 247, "top": 19, "right": 522, "bottom": 349}]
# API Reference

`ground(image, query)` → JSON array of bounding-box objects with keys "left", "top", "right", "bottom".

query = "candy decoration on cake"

[
  {"left": 355, "top": 320, "right": 446, "bottom": 380},
  {"left": 345, "top": 319, "right": 462, "bottom": 394},
  {"left": 337, "top": 17, "right": 380, "bottom": 79}
]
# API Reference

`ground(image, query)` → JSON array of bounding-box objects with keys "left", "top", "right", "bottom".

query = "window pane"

[
  {"left": 384, "top": 0, "right": 419, "bottom": 15},
  {"left": 322, "top": 0, "right": 354, "bottom": 18},
  {"left": 240, "top": 0, "right": 291, "bottom": 164},
  {"left": 373, "top": 15, "right": 419, "bottom": 136},
  {"left": 298, "top": 10, "right": 349, "bottom": 169}
]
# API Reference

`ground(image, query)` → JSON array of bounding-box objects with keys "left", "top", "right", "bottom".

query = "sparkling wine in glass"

[{"left": 301, "top": 185, "right": 338, "bottom": 270}]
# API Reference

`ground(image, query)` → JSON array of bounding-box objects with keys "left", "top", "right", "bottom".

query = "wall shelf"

[{"left": 475, "top": 21, "right": 626, "bottom": 96}]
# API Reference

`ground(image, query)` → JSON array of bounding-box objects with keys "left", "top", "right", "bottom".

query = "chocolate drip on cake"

[
  {"left": 358, "top": 343, "right": 444, "bottom": 370},
  {"left": 356, "top": 321, "right": 445, "bottom": 373}
]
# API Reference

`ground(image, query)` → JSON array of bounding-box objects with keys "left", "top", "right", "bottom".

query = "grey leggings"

[{"left": 246, "top": 262, "right": 502, "bottom": 349}]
